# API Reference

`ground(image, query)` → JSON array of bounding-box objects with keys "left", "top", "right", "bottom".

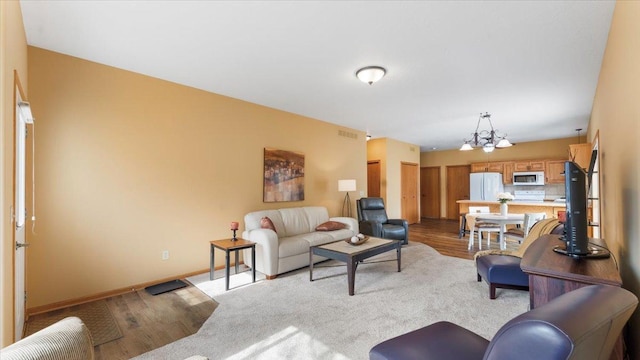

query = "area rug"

[
  {"left": 134, "top": 242, "right": 528, "bottom": 360},
  {"left": 25, "top": 300, "right": 123, "bottom": 346}
]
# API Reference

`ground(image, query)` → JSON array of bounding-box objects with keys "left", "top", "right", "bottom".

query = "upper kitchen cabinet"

[
  {"left": 503, "top": 162, "right": 514, "bottom": 184},
  {"left": 470, "top": 162, "right": 504, "bottom": 173},
  {"left": 569, "top": 143, "right": 592, "bottom": 170},
  {"left": 514, "top": 160, "right": 546, "bottom": 172},
  {"left": 545, "top": 159, "right": 566, "bottom": 184}
]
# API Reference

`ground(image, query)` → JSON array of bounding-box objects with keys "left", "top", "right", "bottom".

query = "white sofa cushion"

[
  {"left": 279, "top": 236, "right": 312, "bottom": 258},
  {"left": 244, "top": 209, "right": 285, "bottom": 235},
  {"left": 323, "top": 227, "right": 356, "bottom": 241},
  {"left": 280, "top": 207, "right": 313, "bottom": 237}
]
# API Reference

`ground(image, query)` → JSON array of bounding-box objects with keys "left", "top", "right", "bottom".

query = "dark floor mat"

[{"left": 145, "top": 279, "right": 188, "bottom": 295}]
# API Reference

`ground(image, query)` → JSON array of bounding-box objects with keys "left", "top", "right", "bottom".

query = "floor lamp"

[{"left": 338, "top": 179, "right": 357, "bottom": 218}]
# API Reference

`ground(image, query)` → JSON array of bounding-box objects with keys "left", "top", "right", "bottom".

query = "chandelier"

[{"left": 460, "top": 112, "right": 512, "bottom": 153}]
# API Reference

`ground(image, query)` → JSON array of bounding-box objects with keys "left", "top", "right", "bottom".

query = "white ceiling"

[{"left": 19, "top": 1, "right": 615, "bottom": 151}]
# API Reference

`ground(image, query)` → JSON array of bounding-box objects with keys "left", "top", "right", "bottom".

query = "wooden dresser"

[{"left": 521, "top": 234, "right": 624, "bottom": 360}]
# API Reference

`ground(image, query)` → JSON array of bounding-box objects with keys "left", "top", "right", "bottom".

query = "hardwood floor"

[
  {"left": 411, "top": 218, "right": 519, "bottom": 259},
  {"left": 24, "top": 219, "right": 516, "bottom": 359}
]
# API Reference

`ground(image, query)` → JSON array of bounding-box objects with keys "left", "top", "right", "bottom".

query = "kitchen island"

[{"left": 457, "top": 200, "right": 566, "bottom": 219}]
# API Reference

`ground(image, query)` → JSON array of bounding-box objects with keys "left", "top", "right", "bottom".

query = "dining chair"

[
  {"left": 466, "top": 206, "right": 500, "bottom": 250},
  {"left": 504, "top": 212, "right": 546, "bottom": 244}
]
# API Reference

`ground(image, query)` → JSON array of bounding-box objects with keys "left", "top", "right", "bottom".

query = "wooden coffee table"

[
  {"left": 309, "top": 237, "right": 401, "bottom": 296},
  {"left": 210, "top": 238, "right": 256, "bottom": 291}
]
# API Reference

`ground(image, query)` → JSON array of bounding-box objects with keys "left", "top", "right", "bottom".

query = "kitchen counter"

[{"left": 456, "top": 200, "right": 566, "bottom": 219}]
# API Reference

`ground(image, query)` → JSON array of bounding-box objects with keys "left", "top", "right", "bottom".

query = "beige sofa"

[
  {"left": 1, "top": 317, "right": 207, "bottom": 360},
  {"left": 242, "top": 206, "right": 358, "bottom": 278},
  {"left": 1, "top": 317, "right": 94, "bottom": 360}
]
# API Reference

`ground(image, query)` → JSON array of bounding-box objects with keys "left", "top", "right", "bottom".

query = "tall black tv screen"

[
  {"left": 553, "top": 159, "right": 609, "bottom": 259},
  {"left": 563, "top": 161, "right": 590, "bottom": 255}
]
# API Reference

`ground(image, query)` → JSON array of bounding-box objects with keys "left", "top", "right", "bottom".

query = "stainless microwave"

[{"left": 513, "top": 171, "right": 545, "bottom": 186}]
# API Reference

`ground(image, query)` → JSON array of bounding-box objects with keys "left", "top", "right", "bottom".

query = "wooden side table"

[{"left": 210, "top": 238, "right": 256, "bottom": 291}]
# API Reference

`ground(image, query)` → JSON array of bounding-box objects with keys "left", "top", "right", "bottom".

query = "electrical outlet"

[
  {"left": 162, "top": 250, "right": 169, "bottom": 260},
  {"left": 360, "top": 191, "right": 365, "bottom": 197}
]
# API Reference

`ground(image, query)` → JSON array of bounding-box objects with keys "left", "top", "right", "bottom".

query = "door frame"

[{"left": 12, "top": 72, "right": 29, "bottom": 341}]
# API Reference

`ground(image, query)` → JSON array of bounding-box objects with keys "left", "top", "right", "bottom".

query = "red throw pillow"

[
  {"left": 260, "top": 217, "right": 277, "bottom": 233},
  {"left": 315, "top": 221, "right": 346, "bottom": 231}
]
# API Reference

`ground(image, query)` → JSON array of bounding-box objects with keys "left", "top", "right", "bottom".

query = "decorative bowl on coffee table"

[{"left": 345, "top": 236, "right": 369, "bottom": 246}]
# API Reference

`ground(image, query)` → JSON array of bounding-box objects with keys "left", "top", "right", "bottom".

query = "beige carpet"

[
  {"left": 25, "top": 300, "right": 122, "bottom": 346},
  {"left": 134, "top": 242, "right": 529, "bottom": 360}
]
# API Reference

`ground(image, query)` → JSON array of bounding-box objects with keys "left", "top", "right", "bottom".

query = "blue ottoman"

[{"left": 476, "top": 255, "right": 529, "bottom": 299}]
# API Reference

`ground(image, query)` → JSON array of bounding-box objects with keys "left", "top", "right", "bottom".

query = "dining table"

[{"left": 466, "top": 213, "right": 525, "bottom": 250}]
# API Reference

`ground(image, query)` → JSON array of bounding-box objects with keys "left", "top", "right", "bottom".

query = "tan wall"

[
  {"left": 1, "top": 0, "right": 29, "bottom": 346},
  {"left": 383, "top": 139, "right": 421, "bottom": 218},
  {"left": 588, "top": 1, "right": 640, "bottom": 356},
  {"left": 25, "top": 47, "right": 367, "bottom": 310},
  {"left": 420, "top": 137, "right": 575, "bottom": 218}
]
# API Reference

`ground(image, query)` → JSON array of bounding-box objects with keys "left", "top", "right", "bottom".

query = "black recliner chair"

[{"left": 356, "top": 197, "right": 408, "bottom": 245}]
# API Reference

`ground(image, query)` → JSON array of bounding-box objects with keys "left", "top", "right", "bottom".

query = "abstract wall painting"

[{"left": 263, "top": 148, "right": 305, "bottom": 202}]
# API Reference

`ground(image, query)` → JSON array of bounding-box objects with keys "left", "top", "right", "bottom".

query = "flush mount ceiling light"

[
  {"left": 356, "top": 66, "right": 386, "bottom": 85},
  {"left": 460, "top": 112, "right": 512, "bottom": 153}
]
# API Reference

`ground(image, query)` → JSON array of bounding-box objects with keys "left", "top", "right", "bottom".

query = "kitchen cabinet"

[
  {"left": 470, "top": 162, "right": 504, "bottom": 173},
  {"left": 569, "top": 143, "right": 592, "bottom": 170},
  {"left": 545, "top": 160, "right": 566, "bottom": 184},
  {"left": 503, "top": 162, "right": 514, "bottom": 184},
  {"left": 470, "top": 163, "right": 487, "bottom": 173},
  {"left": 514, "top": 160, "right": 545, "bottom": 172}
]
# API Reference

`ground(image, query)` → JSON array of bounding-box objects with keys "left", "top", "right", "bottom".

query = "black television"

[{"left": 552, "top": 158, "right": 610, "bottom": 259}]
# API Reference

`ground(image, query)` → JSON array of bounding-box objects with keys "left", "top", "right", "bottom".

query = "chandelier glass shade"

[
  {"left": 356, "top": 66, "right": 386, "bottom": 85},
  {"left": 460, "top": 112, "right": 512, "bottom": 153}
]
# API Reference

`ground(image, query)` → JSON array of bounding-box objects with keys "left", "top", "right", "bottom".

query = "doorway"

[
  {"left": 446, "top": 165, "right": 470, "bottom": 220},
  {"left": 420, "top": 166, "right": 441, "bottom": 219},
  {"left": 13, "top": 77, "right": 31, "bottom": 341},
  {"left": 367, "top": 160, "right": 381, "bottom": 198}
]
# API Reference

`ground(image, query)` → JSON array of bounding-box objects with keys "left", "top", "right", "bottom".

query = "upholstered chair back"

[
  {"left": 485, "top": 285, "right": 638, "bottom": 360},
  {"left": 357, "top": 197, "right": 389, "bottom": 223}
]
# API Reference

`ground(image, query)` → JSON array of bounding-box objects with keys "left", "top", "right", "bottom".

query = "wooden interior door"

[
  {"left": 446, "top": 165, "right": 471, "bottom": 220},
  {"left": 367, "top": 160, "right": 381, "bottom": 197},
  {"left": 420, "top": 166, "right": 441, "bottom": 219},
  {"left": 401, "top": 162, "right": 419, "bottom": 224}
]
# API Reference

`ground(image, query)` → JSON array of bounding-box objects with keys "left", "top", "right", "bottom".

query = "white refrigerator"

[{"left": 470, "top": 172, "right": 504, "bottom": 201}]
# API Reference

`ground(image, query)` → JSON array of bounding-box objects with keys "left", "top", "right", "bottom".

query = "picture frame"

[{"left": 263, "top": 148, "right": 305, "bottom": 202}]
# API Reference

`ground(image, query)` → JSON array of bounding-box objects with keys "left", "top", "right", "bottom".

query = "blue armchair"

[
  {"left": 356, "top": 197, "right": 408, "bottom": 245},
  {"left": 370, "top": 284, "right": 638, "bottom": 360}
]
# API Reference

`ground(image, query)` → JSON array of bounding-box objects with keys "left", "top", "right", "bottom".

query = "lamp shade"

[
  {"left": 483, "top": 143, "right": 496, "bottom": 153},
  {"left": 338, "top": 179, "right": 357, "bottom": 192},
  {"left": 460, "top": 143, "right": 473, "bottom": 151},
  {"left": 496, "top": 139, "right": 513, "bottom": 148}
]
